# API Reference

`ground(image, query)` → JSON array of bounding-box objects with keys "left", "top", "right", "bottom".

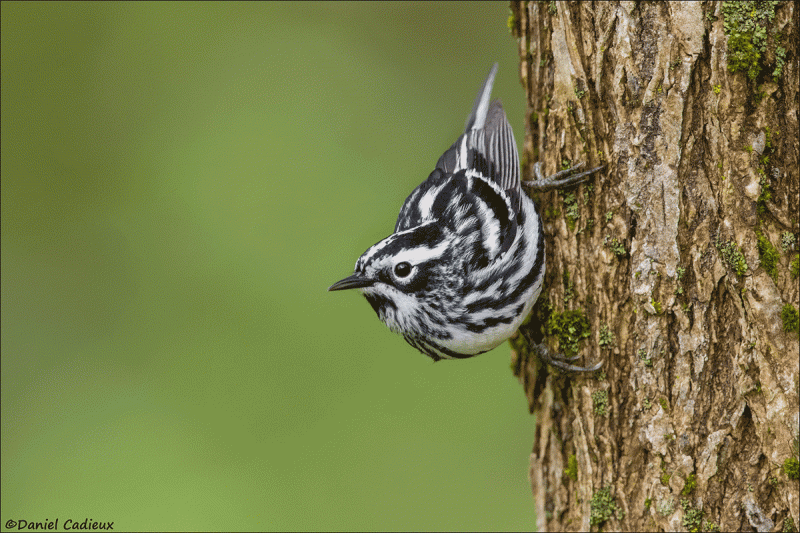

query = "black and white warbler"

[{"left": 330, "top": 64, "right": 603, "bottom": 371}]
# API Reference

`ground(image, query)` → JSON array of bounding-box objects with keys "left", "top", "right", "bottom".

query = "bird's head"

[{"left": 329, "top": 222, "right": 461, "bottom": 337}]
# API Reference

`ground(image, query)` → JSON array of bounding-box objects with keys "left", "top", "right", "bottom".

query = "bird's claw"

[
  {"left": 522, "top": 162, "right": 605, "bottom": 193},
  {"left": 534, "top": 342, "right": 603, "bottom": 372},
  {"left": 521, "top": 330, "right": 603, "bottom": 372}
]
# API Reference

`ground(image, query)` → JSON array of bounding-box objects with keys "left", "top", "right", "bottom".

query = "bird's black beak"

[{"left": 328, "top": 273, "right": 374, "bottom": 292}]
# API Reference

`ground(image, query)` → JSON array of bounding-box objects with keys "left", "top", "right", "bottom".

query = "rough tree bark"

[{"left": 507, "top": 1, "right": 799, "bottom": 531}]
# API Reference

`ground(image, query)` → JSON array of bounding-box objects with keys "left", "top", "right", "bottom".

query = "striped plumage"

[{"left": 330, "top": 64, "right": 601, "bottom": 368}]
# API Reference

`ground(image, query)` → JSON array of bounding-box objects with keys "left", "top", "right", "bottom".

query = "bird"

[{"left": 329, "top": 63, "right": 603, "bottom": 371}]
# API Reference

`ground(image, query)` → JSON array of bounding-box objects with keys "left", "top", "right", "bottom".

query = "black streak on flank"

[
  {"left": 465, "top": 214, "right": 543, "bottom": 313},
  {"left": 464, "top": 313, "right": 515, "bottom": 333},
  {"left": 468, "top": 175, "right": 514, "bottom": 251}
]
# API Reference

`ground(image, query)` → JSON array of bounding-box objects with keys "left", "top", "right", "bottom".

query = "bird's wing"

[
  {"left": 435, "top": 64, "right": 521, "bottom": 210},
  {"left": 396, "top": 64, "right": 522, "bottom": 234}
]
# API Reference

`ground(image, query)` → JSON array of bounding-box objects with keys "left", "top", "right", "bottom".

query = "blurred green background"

[{"left": 1, "top": 2, "right": 535, "bottom": 531}]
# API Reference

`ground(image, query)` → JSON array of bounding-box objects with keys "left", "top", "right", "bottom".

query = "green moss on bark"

[{"left": 722, "top": 1, "right": 780, "bottom": 81}]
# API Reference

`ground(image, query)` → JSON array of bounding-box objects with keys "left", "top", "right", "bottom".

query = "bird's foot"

[
  {"left": 520, "top": 330, "right": 603, "bottom": 372},
  {"left": 532, "top": 341, "right": 603, "bottom": 372},
  {"left": 522, "top": 162, "right": 605, "bottom": 193}
]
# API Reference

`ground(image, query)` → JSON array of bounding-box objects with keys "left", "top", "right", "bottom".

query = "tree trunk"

[{"left": 508, "top": 1, "right": 799, "bottom": 531}]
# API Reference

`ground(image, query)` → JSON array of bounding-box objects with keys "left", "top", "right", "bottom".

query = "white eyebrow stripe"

[
  {"left": 356, "top": 220, "right": 440, "bottom": 269},
  {"left": 391, "top": 238, "right": 450, "bottom": 266}
]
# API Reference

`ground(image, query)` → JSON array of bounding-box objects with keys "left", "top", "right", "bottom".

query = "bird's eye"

[{"left": 394, "top": 262, "right": 412, "bottom": 278}]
